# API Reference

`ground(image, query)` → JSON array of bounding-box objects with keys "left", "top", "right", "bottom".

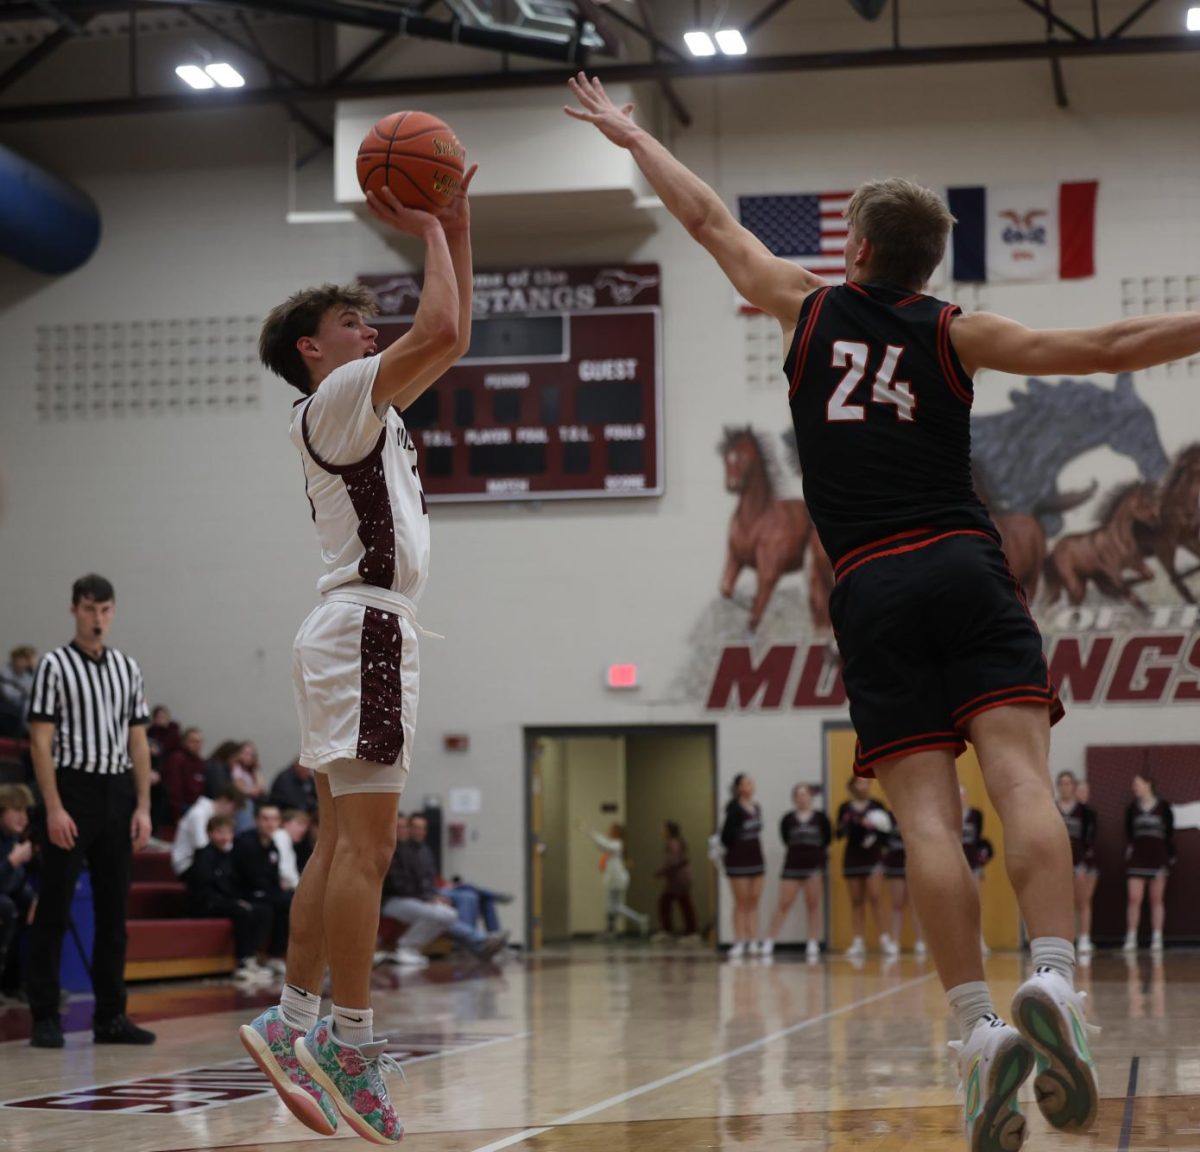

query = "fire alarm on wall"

[
  {"left": 606, "top": 664, "right": 638, "bottom": 689},
  {"left": 443, "top": 734, "right": 470, "bottom": 752}
]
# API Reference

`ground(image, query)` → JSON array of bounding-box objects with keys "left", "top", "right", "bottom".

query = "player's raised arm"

[
  {"left": 365, "top": 186, "right": 462, "bottom": 407},
  {"left": 952, "top": 308, "right": 1200, "bottom": 379},
  {"left": 389, "top": 165, "right": 477, "bottom": 414},
  {"left": 564, "top": 73, "right": 821, "bottom": 337}
]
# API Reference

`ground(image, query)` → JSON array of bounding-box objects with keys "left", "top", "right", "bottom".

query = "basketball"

[{"left": 356, "top": 111, "right": 466, "bottom": 210}]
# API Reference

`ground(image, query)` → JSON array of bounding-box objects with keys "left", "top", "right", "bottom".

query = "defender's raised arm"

[
  {"left": 565, "top": 73, "right": 821, "bottom": 337},
  {"left": 952, "top": 307, "right": 1200, "bottom": 379}
]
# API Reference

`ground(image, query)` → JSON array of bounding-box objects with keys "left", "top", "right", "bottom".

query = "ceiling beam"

[
  {"left": 632, "top": 0, "right": 690, "bottom": 128},
  {"left": 1012, "top": 0, "right": 1088, "bottom": 41},
  {"left": 2, "top": 31, "right": 1199, "bottom": 123},
  {"left": 0, "top": 22, "right": 78, "bottom": 95},
  {"left": 1107, "top": 0, "right": 1163, "bottom": 39}
]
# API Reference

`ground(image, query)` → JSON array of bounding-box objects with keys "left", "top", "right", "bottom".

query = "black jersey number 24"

[{"left": 826, "top": 340, "right": 916, "bottom": 424}]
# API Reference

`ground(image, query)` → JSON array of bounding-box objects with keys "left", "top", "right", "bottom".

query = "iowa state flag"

[{"left": 947, "top": 182, "right": 1097, "bottom": 283}]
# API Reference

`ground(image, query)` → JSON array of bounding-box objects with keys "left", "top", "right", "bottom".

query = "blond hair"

[
  {"left": 0, "top": 783, "right": 34, "bottom": 813},
  {"left": 259, "top": 283, "right": 378, "bottom": 395},
  {"left": 845, "top": 179, "right": 956, "bottom": 290}
]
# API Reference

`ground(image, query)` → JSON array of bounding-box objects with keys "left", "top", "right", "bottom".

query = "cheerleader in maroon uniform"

[
  {"left": 1076, "top": 780, "right": 1100, "bottom": 928},
  {"left": 958, "top": 786, "right": 990, "bottom": 954},
  {"left": 883, "top": 821, "right": 926, "bottom": 959},
  {"left": 764, "top": 785, "right": 831, "bottom": 961},
  {"left": 721, "top": 773, "right": 765, "bottom": 958},
  {"left": 836, "top": 777, "right": 894, "bottom": 957},
  {"left": 1124, "top": 774, "right": 1174, "bottom": 953},
  {"left": 1056, "top": 771, "right": 1098, "bottom": 957}
]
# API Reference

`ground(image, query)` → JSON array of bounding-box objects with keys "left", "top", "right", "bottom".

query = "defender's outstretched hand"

[
  {"left": 436, "top": 163, "right": 479, "bottom": 234},
  {"left": 564, "top": 72, "right": 640, "bottom": 149},
  {"left": 366, "top": 186, "right": 441, "bottom": 238}
]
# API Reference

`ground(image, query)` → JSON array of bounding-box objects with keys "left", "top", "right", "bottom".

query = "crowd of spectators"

[{"left": 1, "top": 666, "right": 511, "bottom": 991}]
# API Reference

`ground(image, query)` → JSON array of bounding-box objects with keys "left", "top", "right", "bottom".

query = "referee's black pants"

[{"left": 27, "top": 771, "right": 134, "bottom": 1024}]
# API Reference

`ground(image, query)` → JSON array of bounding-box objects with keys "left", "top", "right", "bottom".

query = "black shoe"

[
  {"left": 31, "top": 1016, "right": 64, "bottom": 1048},
  {"left": 93, "top": 1014, "right": 156, "bottom": 1045}
]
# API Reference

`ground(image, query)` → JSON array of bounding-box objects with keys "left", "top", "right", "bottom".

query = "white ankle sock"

[
  {"left": 948, "top": 981, "right": 994, "bottom": 1038},
  {"left": 332, "top": 1004, "right": 374, "bottom": 1048},
  {"left": 1031, "top": 936, "right": 1076, "bottom": 985},
  {"left": 280, "top": 984, "right": 321, "bottom": 1033}
]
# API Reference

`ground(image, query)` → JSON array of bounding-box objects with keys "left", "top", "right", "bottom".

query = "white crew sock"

[
  {"left": 1031, "top": 936, "right": 1076, "bottom": 986},
  {"left": 332, "top": 1004, "right": 374, "bottom": 1048},
  {"left": 280, "top": 983, "right": 321, "bottom": 1033},
  {"left": 948, "top": 981, "right": 994, "bottom": 1038}
]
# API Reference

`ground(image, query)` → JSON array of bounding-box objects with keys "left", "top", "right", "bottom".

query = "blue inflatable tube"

[{"left": 0, "top": 143, "right": 100, "bottom": 274}]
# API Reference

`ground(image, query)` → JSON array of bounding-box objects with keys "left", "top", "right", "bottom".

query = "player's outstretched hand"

[
  {"left": 564, "top": 72, "right": 640, "bottom": 149},
  {"left": 436, "top": 163, "right": 479, "bottom": 234},
  {"left": 366, "top": 186, "right": 442, "bottom": 239}
]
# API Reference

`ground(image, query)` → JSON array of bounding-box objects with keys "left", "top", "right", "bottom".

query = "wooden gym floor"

[{"left": 0, "top": 944, "right": 1196, "bottom": 1152}]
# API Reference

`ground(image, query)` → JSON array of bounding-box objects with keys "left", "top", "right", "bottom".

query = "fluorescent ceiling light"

[
  {"left": 714, "top": 28, "right": 747, "bottom": 55},
  {"left": 683, "top": 30, "right": 716, "bottom": 56},
  {"left": 175, "top": 64, "right": 215, "bottom": 90},
  {"left": 1188, "top": 7, "right": 1200, "bottom": 31},
  {"left": 205, "top": 62, "right": 245, "bottom": 88}
]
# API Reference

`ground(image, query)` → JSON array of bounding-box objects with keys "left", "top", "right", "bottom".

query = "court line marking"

[
  {"left": 1117, "top": 1054, "right": 1140, "bottom": 1152},
  {"left": 0, "top": 1030, "right": 531, "bottom": 1114},
  {"left": 469, "top": 971, "right": 936, "bottom": 1152}
]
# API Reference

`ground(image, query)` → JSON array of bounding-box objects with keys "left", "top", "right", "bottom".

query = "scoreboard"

[{"left": 359, "top": 263, "right": 662, "bottom": 503}]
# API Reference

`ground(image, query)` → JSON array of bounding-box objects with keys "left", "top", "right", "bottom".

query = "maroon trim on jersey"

[
  {"left": 853, "top": 731, "right": 967, "bottom": 778},
  {"left": 834, "top": 527, "right": 932, "bottom": 571},
  {"left": 355, "top": 606, "right": 406, "bottom": 765},
  {"left": 787, "top": 286, "right": 832, "bottom": 400},
  {"left": 896, "top": 294, "right": 924, "bottom": 308},
  {"left": 301, "top": 399, "right": 388, "bottom": 476},
  {"left": 936, "top": 305, "right": 974, "bottom": 406},
  {"left": 342, "top": 455, "right": 397, "bottom": 590},
  {"left": 845, "top": 281, "right": 870, "bottom": 297},
  {"left": 833, "top": 527, "right": 996, "bottom": 581}
]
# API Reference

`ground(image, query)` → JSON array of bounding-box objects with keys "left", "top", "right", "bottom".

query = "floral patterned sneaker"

[
  {"left": 239, "top": 1006, "right": 338, "bottom": 1137},
  {"left": 295, "top": 1016, "right": 405, "bottom": 1145}
]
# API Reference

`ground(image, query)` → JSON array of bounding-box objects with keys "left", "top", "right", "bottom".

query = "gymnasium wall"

[{"left": 2, "top": 48, "right": 1200, "bottom": 945}]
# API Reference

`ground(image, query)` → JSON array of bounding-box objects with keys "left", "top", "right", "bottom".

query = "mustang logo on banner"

[{"left": 947, "top": 182, "right": 1098, "bottom": 283}]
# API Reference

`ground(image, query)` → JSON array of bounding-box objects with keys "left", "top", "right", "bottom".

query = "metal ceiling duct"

[
  {"left": 444, "top": 0, "right": 608, "bottom": 49},
  {"left": 0, "top": 143, "right": 100, "bottom": 273}
]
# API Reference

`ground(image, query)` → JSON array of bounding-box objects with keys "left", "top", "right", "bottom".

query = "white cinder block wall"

[{"left": 1, "top": 50, "right": 1198, "bottom": 945}]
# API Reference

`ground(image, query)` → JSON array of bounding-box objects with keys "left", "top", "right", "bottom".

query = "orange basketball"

[{"left": 356, "top": 111, "right": 466, "bottom": 211}]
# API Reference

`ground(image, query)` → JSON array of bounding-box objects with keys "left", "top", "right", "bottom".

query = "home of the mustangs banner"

[{"left": 947, "top": 182, "right": 1098, "bottom": 283}]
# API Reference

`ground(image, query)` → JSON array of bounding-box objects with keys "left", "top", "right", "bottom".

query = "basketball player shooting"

[
  {"left": 566, "top": 72, "right": 1200, "bottom": 1152},
  {"left": 239, "top": 168, "right": 476, "bottom": 1144}
]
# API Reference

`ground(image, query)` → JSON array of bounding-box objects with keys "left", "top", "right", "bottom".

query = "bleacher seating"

[{"left": 126, "top": 851, "right": 234, "bottom": 981}]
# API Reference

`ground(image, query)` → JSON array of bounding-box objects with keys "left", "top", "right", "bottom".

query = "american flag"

[{"left": 738, "top": 191, "right": 852, "bottom": 277}]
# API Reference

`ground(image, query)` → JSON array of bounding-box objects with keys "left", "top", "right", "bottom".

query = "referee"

[{"left": 25, "top": 574, "right": 156, "bottom": 1048}]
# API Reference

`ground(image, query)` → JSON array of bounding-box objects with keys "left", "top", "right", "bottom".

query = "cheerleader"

[
  {"left": 883, "top": 821, "right": 926, "bottom": 959},
  {"left": 959, "top": 786, "right": 990, "bottom": 956},
  {"left": 836, "top": 777, "right": 893, "bottom": 957},
  {"left": 1056, "top": 771, "right": 1098, "bottom": 957},
  {"left": 721, "top": 773, "right": 765, "bottom": 958},
  {"left": 1125, "top": 774, "right": 1174, "bottom": 953},
  {"left": 1076, "top": 780, "right": 1100, "bottom": 928},
  {"left": 764, "top": 785, "right": 831, "bottom": 961}
]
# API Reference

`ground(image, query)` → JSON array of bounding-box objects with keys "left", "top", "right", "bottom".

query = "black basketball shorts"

[{"left": 829, "top": 529, "right": 1064, "bottom": 777}]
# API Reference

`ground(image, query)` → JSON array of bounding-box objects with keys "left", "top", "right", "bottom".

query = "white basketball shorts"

[{"left": 292, "top": 597, "right": 418, "bottom": 797}]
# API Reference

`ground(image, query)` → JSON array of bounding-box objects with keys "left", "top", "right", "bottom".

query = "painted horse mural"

[
  {"left": 719, "top": 427, "right": 813, "bottom": 630},
  {"left": 1135, "top": 443, "right": 1200, "bottom": 603},
  {"left": 973, "top": 373, "right": 1168, "bottom": 535},
  {"left": 1043, "top": 481, "right": 1160, "bottom": 610}
]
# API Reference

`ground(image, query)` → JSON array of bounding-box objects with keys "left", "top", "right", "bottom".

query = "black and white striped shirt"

[{"left": 28, "top": 643, "right": 150, "bottom": 774}]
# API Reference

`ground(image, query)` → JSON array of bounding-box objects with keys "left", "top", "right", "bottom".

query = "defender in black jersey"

[
  {"left": 1056, "top": 772, "right": 1098, "bottom": 957},
  {"left": 568, "top": 70, "right": 1200, "bottom": 1149}
]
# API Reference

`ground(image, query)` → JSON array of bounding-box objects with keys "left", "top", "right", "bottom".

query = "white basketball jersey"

[{"left": 290, "top": 355, "right": 430, "bottom": 603}]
